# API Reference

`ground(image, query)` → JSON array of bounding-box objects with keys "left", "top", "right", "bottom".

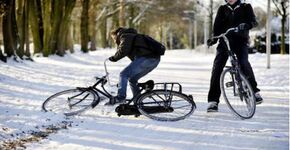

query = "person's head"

[
  {"left": 225, "top": 0, "right": 239, "bottom": 5},
  {"left": 110, "top": 27, "right": 124, "bottom": 45}
]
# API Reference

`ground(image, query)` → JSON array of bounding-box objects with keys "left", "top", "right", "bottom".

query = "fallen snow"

[{"left": 0, "top": 48, "right": 289, "bottom": 150}]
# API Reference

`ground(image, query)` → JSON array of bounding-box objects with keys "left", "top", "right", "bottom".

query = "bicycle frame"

[
  {"left": 212, "top": 28, "right": 239, "bottom": 69},
  {"left": 78, "top": 59, "right": 185, "bottom": 108},
  {"left": 212, "top": 28, "right": 246, "bottom": 99},
  {"left": 76, "top": 59, "right": 151, "bottom": 107}
]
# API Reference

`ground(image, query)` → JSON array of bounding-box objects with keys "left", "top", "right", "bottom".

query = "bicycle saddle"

[{"left": 138, "top": 80, "right": 154, "bottom": 91}]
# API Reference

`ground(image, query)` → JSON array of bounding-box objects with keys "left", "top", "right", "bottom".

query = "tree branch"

[{"left": 272, "top": 0, "right": 283, "bottom": 16}]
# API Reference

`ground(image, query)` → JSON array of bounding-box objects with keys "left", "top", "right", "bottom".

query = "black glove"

[
  {"left": 108, "top": 56, "right": 117, "bottom": 62},
  {"left": 207, "top": 38, "right": 217, "bottom": 47},
  {"left": 238, "top": 23, "right": 250, "bottom": 31}
]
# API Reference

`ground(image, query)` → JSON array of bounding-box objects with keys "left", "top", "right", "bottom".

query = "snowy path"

[{"left": 0, "top": 49, "right": 289, "bottom": 150}]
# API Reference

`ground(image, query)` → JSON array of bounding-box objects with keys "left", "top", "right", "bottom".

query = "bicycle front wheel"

[
  {"left": 42, "top": 88, "right": 97, "bottom": 116},
  {"left": 220, "top": 68, "right": 256, "bottom": 119},
  {"left": 136, "top": 90, "right": 196, "bottom": 121}
]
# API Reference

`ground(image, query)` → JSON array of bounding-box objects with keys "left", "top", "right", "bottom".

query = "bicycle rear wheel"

[
  {"left": 42, "top": 88, "right": 97, "bottom": 116},
  {"left": 220, "top": 68, "right": 256, "bottom": 119},
  {"left": 136, "top": 90, "right": 195, "bottom": 121}
]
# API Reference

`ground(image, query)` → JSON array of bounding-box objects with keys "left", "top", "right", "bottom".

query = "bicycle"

[
  {"left": 42, "top": 59, "right": 196, "bottom": 121},
  {"left": 210, "top": 27, "right": 256, "bottom": 119}
]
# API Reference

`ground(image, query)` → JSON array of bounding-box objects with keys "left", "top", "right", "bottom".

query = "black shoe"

[
  {"left": 255, "top": 92, "right": 263, "bottom": 105},
  {"left": 105, "top": 96, "right": 126, "bottom": 106},
  {"left": 207, "top": 102, "right": 218, "bottom": 112}
]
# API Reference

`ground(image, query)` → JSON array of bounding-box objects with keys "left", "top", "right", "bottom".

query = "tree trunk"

[
  {"left": 81, "top": 0, "right": 89, "bottom": 53},
  {"left": 3, "top": 0, "right": 18, "bottom": 57},
  {"left": 119, "top": 0, "right": 125, "bottom": 27},
  {"left": 128, "top": 3, "right": 135, "bottom": 28},
  {"left": 28, "top": 0, "right": 43, "bottom": 54},
  {"left": 208, "top": 0, "right": 213, "bottom": 38},
  {"left": 57, "top": 0, "right": 76, "bottom": 56},
  {"left": 50, "top": 0, "right": 63, "bottom": 55},
  {"left": 16, "top": 0, "right": 24, "bottom": 58},
  {"left": 280, "top": 15, "right": 286, "bottom": 54},
  {"left": 89, "top": 0, "right": 98, "bottom": 51},
  {"left": 0, "top": 16, "right": 6, "bottom": 62},
  {"left": 110, "top": 1, "right": 119, "bottom": 47},
  {"left": 24, "top": 0, "right": 30, "bottom": 58},
  {"left": 99, "top": 17, "right": 107, "bottom": 48},
  {"left": 0, "top": 48, "right": 6, "bottom": 62},
  {"left": 42, "top": 0, "right": 51, "bottom": 57},
  {"left": 65, "top": 25, "right": 74, "bottom": 53}
]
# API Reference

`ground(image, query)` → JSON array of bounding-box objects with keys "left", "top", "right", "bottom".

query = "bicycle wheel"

[
  {"left": 136, "top": 90, "right": 196, "bottom": 121},
  {"left": 42, "top": 88, "right": 97, "bottom": 116},
  {"left": 220, "top": 68, "right": 256, "bottom": 119}
]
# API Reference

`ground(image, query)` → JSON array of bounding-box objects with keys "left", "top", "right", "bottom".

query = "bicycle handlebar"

[
  {"left": 104, "top": 58, "right": 114, "bottom": 86},
  {"left": 104, "top": 58, "right": 109, "bottom": 77},
  {"left": 209, "top": 27, "right": 239, "bottom": 52},
  {"left": 211, "top": 27, "right": 238, "bottom": 40}
]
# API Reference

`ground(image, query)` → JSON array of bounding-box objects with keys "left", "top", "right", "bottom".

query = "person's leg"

[
  {"left": 129, "top": 57, "right": 160, "bottom": 97},
  {"left": 118, "top": 57, "right": 160, "bottom": 99},
  {"left": 117, "top": 60, "right": 138, "bottom": 99},
  {"left": 235, "top": 44, "right": 260, "bottom": 93},
  {"left": 208, "top": 46, "right": 228, "bottom": 104}
]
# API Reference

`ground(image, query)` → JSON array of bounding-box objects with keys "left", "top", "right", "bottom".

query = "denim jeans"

[{"left": 117, "top": 57, "right": 160, "bottom": 99}]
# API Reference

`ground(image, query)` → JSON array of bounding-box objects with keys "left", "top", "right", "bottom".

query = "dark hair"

[{"left": 110, "top": 27, "right": 124, "bottom": 36}]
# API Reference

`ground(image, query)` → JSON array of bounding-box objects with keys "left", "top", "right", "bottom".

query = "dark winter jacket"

[
  {"left": 112, "top": 28, "right": 159, "bottom": 61},
  {"left": 213, "top": 2, "right": 258, "bottom": 42}
]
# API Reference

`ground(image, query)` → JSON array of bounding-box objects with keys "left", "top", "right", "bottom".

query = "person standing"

[
  {"left": 206, "top": 0, "right": 263, "bottom": 112},
  {"left": 107, "top": 27, "right": 160, "bottom": 105}
]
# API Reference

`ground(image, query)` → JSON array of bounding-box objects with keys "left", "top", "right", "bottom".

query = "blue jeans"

[{"left": 117, "top": 57, "right": 160, "bottom": 99}]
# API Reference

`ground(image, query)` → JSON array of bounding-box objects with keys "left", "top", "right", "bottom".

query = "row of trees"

[
  {"left": 0, "top": 0, "right": 200, "bottom": 62},
  {"left": 0, "top": 0, "right": 288, "bottom": 63},
  {"left": 0, "top": 0, "right": 77, "bottom": 60}
]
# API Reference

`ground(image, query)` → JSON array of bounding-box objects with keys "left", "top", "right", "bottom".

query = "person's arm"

[
  {"left": 111, "top": 34, "right": 135, "bottom": 61},
  {"left": 213, "top": 6, "right": 225, "bottom": 37},
  {"left": 245, "top": 4, "right": 258, "bottom": 30}
]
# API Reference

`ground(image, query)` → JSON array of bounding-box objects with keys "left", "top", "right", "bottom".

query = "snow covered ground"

[{"left": 0, "top": 47, "right": 289, "bottom": 150}]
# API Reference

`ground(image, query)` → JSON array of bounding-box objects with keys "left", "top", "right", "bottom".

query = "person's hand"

[
  {"left": 238, "top": 23, "right": 250, "bottom": 31},
  {"left": 108, "top": 56, "right": 117, "bottom": 62},
  {"left": 207, "top": 38, "right": 217, "bottom": 47}
]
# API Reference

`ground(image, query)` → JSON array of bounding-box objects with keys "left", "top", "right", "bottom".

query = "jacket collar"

[
  {"left": 226, "top": 4, "right": 240, "bottom": 11},
  {"left": 226, "top": 0, "right": 241, "bottom": 11}
]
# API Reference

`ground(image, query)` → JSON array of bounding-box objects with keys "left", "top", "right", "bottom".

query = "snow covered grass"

[{"left": 0, "top": 48, "right": 289, "bottom": 149}]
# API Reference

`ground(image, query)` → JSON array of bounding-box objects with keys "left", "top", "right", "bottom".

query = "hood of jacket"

[{"left": 117, "top": 28, "right": 137, "bottom": 37}]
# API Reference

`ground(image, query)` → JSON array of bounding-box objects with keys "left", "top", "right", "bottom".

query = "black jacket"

[
  {"left": 213, "top": 2, "right": 258, "bottom": 42},
  {"left": 112, "top": 28, "right": 159, "bottom": 61}
]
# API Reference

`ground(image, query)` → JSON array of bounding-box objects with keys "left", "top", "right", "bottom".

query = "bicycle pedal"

[{"left": 226, "top": 82, "right": 234, "bottom": 87}]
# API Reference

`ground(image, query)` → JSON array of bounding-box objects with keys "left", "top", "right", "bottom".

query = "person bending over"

[{"left": 108, "top": 27, "right": 160, "bottom": 105}]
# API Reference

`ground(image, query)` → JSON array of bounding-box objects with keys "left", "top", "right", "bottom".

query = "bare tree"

[
  {"left": 196, "top": 0, "right": 221, "bottom": 38},
  {"left": 3, "top": 0, "right": 18, "bottom": 58},
  {"left": 81, "top": 0, "right": 89, "bottom": 52},
  {"left": 272, "top": 0, "right": 289, "bottom": 54},
  {"left": 119, "top": 0, "right": 125, "bottom": 27}
]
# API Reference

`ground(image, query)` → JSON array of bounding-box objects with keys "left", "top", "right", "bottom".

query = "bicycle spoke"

[
  {"left": 221, "top": 69, "right": 256, "bottom": 119},
  {"left": 137, "top": 90, "right": 195, "bottom": 121},
  {"left": 42, "top": 89, "right": 97, "bottom": 116}
]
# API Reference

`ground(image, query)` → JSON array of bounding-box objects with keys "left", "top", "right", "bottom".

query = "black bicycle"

[
  {"left": 210, "top": 27, "right": 256, "bottom": 119},
  {"left": 42, "top": 59, "right": 196, "bottom": 121}
]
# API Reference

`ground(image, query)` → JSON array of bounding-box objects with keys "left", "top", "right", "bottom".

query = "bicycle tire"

[
  {"left": 220, "top": 68, "right": 256, "bottom": 119},
  {"left": 42, "top": 88, "right": 97, "bottom": 116},
  {"left": 136, "top": 90, "right": 195, "bottom": 121}
]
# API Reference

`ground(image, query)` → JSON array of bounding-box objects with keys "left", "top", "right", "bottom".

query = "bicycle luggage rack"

[{"left": 154, "top": 82, "right": 182, "bottom": 93}]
